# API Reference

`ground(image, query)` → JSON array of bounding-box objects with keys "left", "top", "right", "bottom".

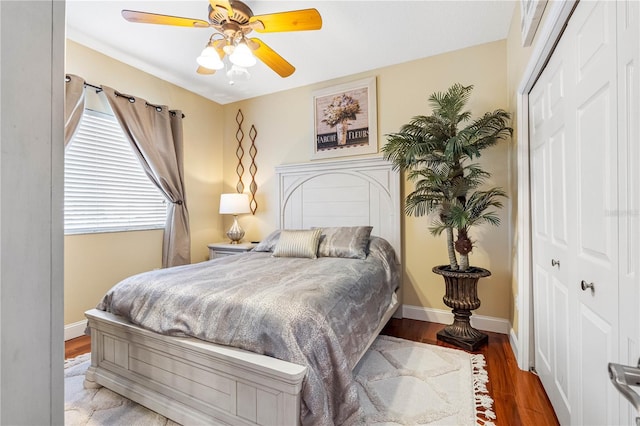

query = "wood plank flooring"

[{"left": 65, "top": 318, "right": 558, "bottom": 425}]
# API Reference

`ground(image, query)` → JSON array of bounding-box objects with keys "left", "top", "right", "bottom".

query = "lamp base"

[{"left": 226, "top": 215, "right": 245, "bottom": 244}]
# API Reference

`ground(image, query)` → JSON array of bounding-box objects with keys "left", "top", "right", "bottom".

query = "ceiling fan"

[{"left": 121, "top": 0, "right": 322, "bottom": 80}]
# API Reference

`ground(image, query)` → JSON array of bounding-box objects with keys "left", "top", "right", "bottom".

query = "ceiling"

[{"left": 66, "top": 1, "right": 516, "bottom": 105}]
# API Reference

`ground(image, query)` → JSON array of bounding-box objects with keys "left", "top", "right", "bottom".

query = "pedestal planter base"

[
  {"left": 433, "top": 265, "right": 491, "bottom": 352},
  {"left": 437, "top": 326, "right": 488, "bottom": 352}
]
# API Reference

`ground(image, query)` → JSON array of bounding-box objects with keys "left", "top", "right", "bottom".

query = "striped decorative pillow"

[{"left": 272, "top": 229, "right": 322, "bottom": 259}]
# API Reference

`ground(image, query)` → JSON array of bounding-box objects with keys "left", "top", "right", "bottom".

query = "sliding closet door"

[
  {"left": 617, "top": 1, "right": 640, "bottom": 423},
  {"left": 530, "top": 37, "right": 572, "bottom": 425},
  {"left": 568, "top": 2, "right": 619, "bottom": 424},
  {"left": 531, "top": 1, "right": 620, "bottom": 424},
  {"left": 530, "top": 25, "right": 576, "bottom": 425}
]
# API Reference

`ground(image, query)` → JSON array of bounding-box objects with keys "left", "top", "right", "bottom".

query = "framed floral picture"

[{"left": 312, "top": 76, "right": 377, "bottom": 160}]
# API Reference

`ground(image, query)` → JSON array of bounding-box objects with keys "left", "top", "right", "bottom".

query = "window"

[{"left": 64, "top": 109, "right": 167, "bottom": 234}]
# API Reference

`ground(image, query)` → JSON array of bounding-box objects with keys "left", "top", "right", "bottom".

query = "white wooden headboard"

[{"left": 275, "top": 157, "right": 401, "bottom": 262}]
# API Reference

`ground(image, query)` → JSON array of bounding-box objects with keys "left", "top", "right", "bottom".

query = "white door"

[
  {"left": 530, "top": 24, "right": 575, "bottom": 425},
  {"left": 530, "top": 1, "right": 621, "bottom": 424},
  {"left": 616, "top": 0, "right": 640, "bottom": 423},
  {"left": 567, "top": 2, "right": 619, "bottom": 424}
]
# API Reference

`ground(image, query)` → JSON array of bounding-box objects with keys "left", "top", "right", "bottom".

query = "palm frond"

[{"left": 383, "top": 83, "right": 511, "bottom": 267}]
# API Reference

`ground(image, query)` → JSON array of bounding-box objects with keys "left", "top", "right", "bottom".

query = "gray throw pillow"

[
  {"left": 252, "top": 229, "right": 281, "bottom": 252},
  {"left": 317, "top": 226, "right": 373, "bottom": 259}
]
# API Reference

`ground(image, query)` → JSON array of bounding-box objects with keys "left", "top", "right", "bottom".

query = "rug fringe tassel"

[{"left": 471, "top": 354, "right": 496, "bottom": 426}]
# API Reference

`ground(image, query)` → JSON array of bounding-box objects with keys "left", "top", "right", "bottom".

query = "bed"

[{"left": 84, "top": 156, "right": 401, "bottom": 425}]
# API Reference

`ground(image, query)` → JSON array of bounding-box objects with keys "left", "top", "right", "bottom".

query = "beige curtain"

[
  {"left": 64, "top": 74, "right": 86, "bottom": 148},
  {"left": 102, "top": 86, "right": 191, "bottom": 267}
]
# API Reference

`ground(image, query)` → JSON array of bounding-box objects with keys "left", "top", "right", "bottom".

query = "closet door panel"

[
  {"left": 575, "top": 88, "right": 616, "bottom": 266},
  {"left": 572, "top": 0, "right": 618, "bottom": 316},
  {"left": 575, "top": 0, "right": 610, "bottom": 83},
  {"left": 570, "top": 1, "right": 619, "bottom": 423},
  {"left": 534, "top": 265, "right": 551, "bottom": 372},
  {"left": 549, "top": 130, "right": 568, "bottom": 247},
  {"left": 552, "top": 276, "right": 571, "bottom": 408},
  {"left": 617, "top": 0, "right": 640, "bottom": 423},
  {"left": 532, "top": 144, "right": 549, "bottom": 238},
  {"left": 530, "top": 42, "right": 573, "bottom": 425},
  {"left": 579, "top": 304, "right": 614, "bottom": 426}
]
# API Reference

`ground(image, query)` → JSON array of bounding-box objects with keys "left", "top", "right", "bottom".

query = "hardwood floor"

[
  {"left": 65, "top": 334, "right": 91, "bottom": 360},
  {"left": 65, "top": 318, "right": 558, "bottom": 425}
]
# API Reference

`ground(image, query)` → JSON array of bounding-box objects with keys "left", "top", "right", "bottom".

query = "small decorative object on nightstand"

[{"left": 208, "top": 242, "right": 255, "bottom": 260}]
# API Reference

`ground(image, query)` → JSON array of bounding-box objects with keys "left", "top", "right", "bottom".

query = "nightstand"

[{"left": 208, "top": 242, "right": 256, "bottom": 260}]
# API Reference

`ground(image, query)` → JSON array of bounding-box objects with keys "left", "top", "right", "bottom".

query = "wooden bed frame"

[{"left": 84, "top": 156, "right": 401, "bottom": 425}]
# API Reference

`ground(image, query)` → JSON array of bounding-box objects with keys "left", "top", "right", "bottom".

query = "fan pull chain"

[
  {"left": 248, "top": 125, "right": 258, "bottom": 215},
  {"left": 235, "top": 109, "right": 245, "bottom": 194}
]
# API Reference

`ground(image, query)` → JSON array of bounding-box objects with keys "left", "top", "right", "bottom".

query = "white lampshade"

[
  {"left": 229, "top": 42, "right": 256, "bottom": 68},
  {"left": 219, "top": 193, "right": 250, "bottom": 215},
  {"left": 197, "top": 44, "right": 224, "bottom": 70}
]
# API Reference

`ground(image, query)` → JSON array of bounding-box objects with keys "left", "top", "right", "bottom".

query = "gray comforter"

[{"left": 97, "top": 236, "right": 399, "bottom": 425}]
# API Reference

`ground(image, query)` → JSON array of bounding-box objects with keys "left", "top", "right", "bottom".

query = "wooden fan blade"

[
  {"left": 197, "top": 66, "right": 217, "bottom": 75},
  {"left": 250, "top": 38, "right": 295, "bottom": 78},
  {"left": 249, "top": 9, "right": 322, "bottom": 33},
  {"left": 209, "top": 0, "right": 233, "bottom": 16},
  {"left": 122, "top": 10, "right": 210, "bottom": 28}
]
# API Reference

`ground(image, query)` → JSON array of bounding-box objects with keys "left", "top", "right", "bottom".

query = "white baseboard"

[
  {"left": 65, "top": 320, "right": 87, "bottom": 341},
  {"left": 509, "top": 327, "right": 519, "bottom": 361},
  {"left": 402, "top": 304, "right": 511, "bottom": 335}
]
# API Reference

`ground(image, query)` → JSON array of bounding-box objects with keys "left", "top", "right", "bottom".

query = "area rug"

[{"left": 65, "top": 335, "right": 495, "bottom": 425}]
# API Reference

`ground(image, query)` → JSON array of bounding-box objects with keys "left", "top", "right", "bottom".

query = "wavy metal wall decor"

[
  {"left": 235, "top": 109, "right": 245, "bottom": 193},
  {"left": 248, "top": 125, "right": 258, "bottom": 214}
]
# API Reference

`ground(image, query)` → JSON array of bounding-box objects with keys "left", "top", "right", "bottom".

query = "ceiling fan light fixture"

[
  {"left": 196, "top": 44, "right": 224, "bottom": 70},
  {"left": 229, "top": 41, "right": 256, "bottom": 68},
  {"left": 122, "top": 2, "right": 323, "bottom": 80}
]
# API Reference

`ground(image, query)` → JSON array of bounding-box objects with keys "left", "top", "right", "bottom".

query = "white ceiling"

[{"left": 66, "top": 1, "right": 516, "bottom": 105}]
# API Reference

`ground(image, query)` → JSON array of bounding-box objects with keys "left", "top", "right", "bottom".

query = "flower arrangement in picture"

[{"left": 321, "top": 94, "right": 361, "bottom": 145}]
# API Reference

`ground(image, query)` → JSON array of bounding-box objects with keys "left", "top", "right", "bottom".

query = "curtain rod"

[
  {"left": 65, "top": 75, "right": 103, "bottom": 93},
  {"left": 66, "top": 75, "right": 185, "bottom": 118},
  {"left": 84, "top": 82, "right": 103, "bottom": 93}
]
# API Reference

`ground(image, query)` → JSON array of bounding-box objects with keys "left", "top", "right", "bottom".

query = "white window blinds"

[{"left": 64, "top": 109, "right": 167, "bottom": 234}]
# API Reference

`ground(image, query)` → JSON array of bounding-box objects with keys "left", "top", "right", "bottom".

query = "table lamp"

[{"left": 219, "top": 193, "right": 251, "bottom": 243}]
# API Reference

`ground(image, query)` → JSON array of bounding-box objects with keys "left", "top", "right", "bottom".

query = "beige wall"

[
  {"left": 64, "top": 41, "right": 225, "bottom": 324},
  {"left": 222, "top": 40, "right": 513, "bottom": 320}
]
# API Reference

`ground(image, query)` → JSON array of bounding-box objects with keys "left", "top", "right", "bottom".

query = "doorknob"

[
  {"left": 609, "top": 362, "right": 640, "bottom": 425},
  {"left": 551, "top": 259, "right": 560, "bottom": 268},
  {"left": 581, "top": 280, "right": 595, "bottom": 291}
]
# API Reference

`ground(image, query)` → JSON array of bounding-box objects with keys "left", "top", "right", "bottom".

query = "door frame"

[{"left": 515, "top": 0, "right": 577, "bottom": 370}]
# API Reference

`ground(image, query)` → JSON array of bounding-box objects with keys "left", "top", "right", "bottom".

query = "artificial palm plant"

[
  {"left": 383, "top": 83, "right": 512, "bottom": 350},
  {"left": 382, "top": 83, "right": 512, "bottom": 272}
]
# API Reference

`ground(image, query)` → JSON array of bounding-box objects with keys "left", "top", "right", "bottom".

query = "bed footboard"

[{"left": 84, "top": 309, "right": 307, "bottom": 426}]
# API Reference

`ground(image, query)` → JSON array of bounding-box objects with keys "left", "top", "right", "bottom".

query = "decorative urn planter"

[{"left": 433, "top": 265, "right": 491, "bottom": 351}]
